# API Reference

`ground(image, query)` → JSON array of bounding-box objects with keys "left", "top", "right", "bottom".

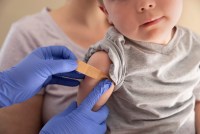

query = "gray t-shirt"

[
  {"left": 0, "top": 8, "right": 88, "bottom": 123},
  {"left": 84, "top": 26, "right": 200, "bottom": 134}
]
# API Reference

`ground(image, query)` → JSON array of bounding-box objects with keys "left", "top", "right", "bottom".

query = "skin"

[
  {"left": 0, "top": 96, "right": 43, "bottom": 134},
  {"left": 195, "top": 101, "right": 200, "bottom": 134},
  {"left": 102, "top": 0, "right": 183, "bottom": 44},
  {"left": 50, "top": 0, "right": 109, "bottom": 48},
  {"left": 0, "top": 0, "right": 110, "bottom": 133}
]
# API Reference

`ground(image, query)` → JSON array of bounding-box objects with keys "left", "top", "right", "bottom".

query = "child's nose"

[{"left": 137, "top": 0, "right": 156, "bottom": 12}]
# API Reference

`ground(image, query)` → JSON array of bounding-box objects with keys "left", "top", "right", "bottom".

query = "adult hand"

[
  {"left": 0, "top": 46, "right": 84, "bottom": 107},
  {"left": 40, "top": 79, "right": 112, "bottom": 134}
]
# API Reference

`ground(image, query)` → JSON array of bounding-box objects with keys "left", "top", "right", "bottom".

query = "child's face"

[{"left": 102, "top": 0, "right": 183, "bottom": 44}]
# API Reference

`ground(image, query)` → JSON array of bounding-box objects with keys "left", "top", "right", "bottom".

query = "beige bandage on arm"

[{"left": 76, "top": 60, "right": 108, "bottom": 80}]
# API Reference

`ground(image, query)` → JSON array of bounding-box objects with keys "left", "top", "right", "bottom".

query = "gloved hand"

[
  {"left": 40, "top": 79, "right": 112, "bottom": 134},
  {"left": 0, "top": 46, "right": 84, "bottom": 107}
]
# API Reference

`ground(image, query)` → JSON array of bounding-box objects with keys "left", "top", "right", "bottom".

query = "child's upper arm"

[{"left": 77, "top": 51, "right": 114, "bottom": 111}]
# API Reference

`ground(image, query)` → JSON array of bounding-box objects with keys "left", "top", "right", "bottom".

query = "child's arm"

[
  {"left": 195, "top": 101, "right": 200, "bottom": 134},
  {"left": 77, "top": 51, "right": 114, "bottom": 111}
]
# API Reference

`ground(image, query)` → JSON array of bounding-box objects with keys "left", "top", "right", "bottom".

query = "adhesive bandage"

[{"left": 76, "top": 60, "right": 108, "bottom": 80}]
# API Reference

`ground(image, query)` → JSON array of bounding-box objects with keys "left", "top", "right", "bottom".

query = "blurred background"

[
  {"left": 0, "top": 0, "right": 200, "bottom": 47},
  {"left": 0, "top": 0, "right": 65, "bottom": 47}
]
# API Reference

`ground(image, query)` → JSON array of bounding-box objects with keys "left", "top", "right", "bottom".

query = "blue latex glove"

[
  {"left": 40, "top": 79, "right": 112, "bottom": 134},
  {"left": 0, "top": 46, "right": 84, "bottom": 107}
]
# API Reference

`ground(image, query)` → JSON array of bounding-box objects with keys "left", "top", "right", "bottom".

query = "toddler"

[{"left": 77, "top": 0, "right": 200, "bottom": 133}]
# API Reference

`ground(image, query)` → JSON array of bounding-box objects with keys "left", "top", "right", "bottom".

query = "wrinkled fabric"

[{"left": 84, "top": 30, "right": 126, "bottom": 91}]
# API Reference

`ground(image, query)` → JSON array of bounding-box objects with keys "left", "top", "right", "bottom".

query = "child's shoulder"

[
  {"left": 88, "top": 26, "right": 126, "bottom": 53},
  {"left": 104, "top": 26, "right": 126, "bottom": 43},
  {"left": 177, "top": 25, "right": 200, "bottom": 38},
  {"left": 176, "top": 25, "right": 200, "bottom": 46}
]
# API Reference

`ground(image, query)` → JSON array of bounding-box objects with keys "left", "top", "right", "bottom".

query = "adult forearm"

[
  {"left": 0, "top": 95, "right": 43, "bottom": 134},
  {"left": 195, "top": 101, "right": 200, "bottom": 134}
]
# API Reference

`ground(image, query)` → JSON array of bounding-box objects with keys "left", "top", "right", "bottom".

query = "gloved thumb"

[
  {"left": 44, "top": 59, "right": 78, "bottom": 75},
  {"left": 59, "top": 101, "right": 77, "bottom": 116},
  {"left": 79, "top": 79, "right": 112, "bottom": 110}
]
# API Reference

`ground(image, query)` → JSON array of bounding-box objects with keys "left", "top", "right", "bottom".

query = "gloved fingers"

[
  {"left": 92, "top": 105, "right": 109, "bottom": 124},
  {"left": 49, "top": 76, "right": 80, "bottom": 86},
  {"left": 79, "top": 79, "right": 112, "bottom": 110},
  {"left": 95, "top": 122, "right": 107, "bottom": 134},
  {"left": 41, "top": 46, "right": 77, "bottom": 60},
  {"left": 44, "top": 59, "right": 77, "bottom": 75},
  {"left": 83, "top": 105, "right": 109, "bottom": 124},
  {"left": 99, "top": 122, "right": 107, "bottom": 134},
  {"left": 59, "top": 101, "right": 77, "bottom": 116},
  {"left": 55, "top": 71, "right": 85, "bottom": 79}
]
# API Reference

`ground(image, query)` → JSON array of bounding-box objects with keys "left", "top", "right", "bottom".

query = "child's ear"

[
  {"left": 99, "top": 6, "right": 113, "bottom": 25},
  {"left": 99, "top": 5, "right": 107, "bottom": 15}
]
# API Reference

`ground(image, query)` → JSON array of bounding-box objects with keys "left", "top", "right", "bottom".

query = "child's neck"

[{"left": 159, "top": 27, "right": 176, "bottom": 45}]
